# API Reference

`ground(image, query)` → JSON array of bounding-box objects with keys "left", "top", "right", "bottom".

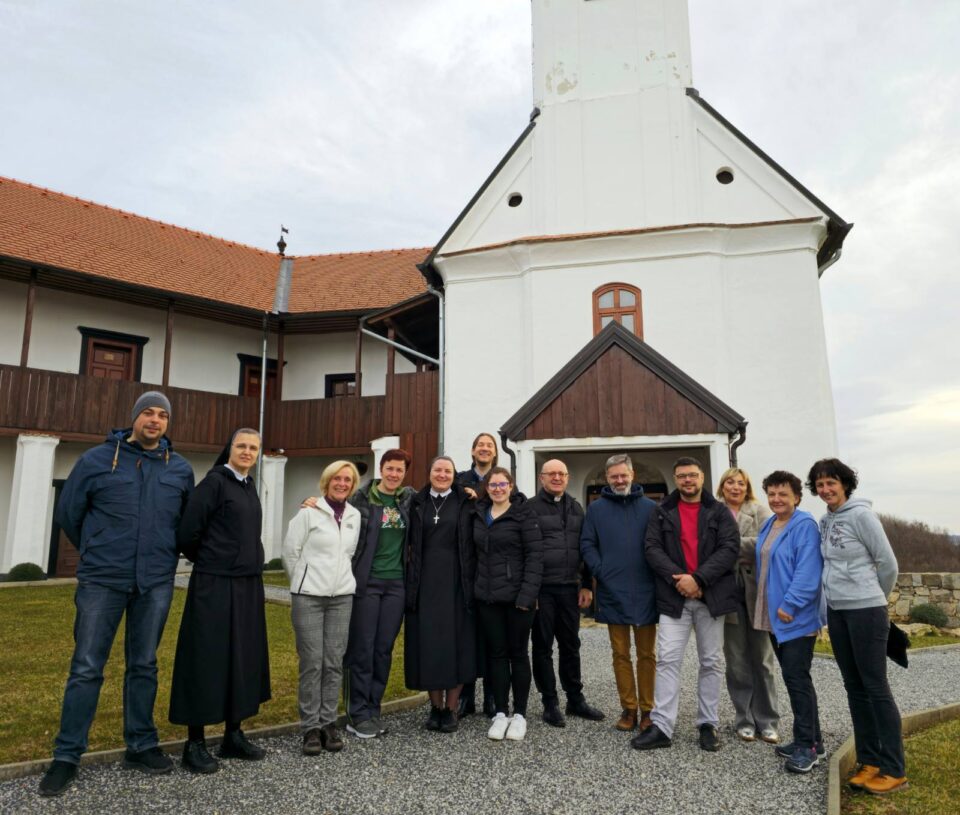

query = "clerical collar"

[
  {"left": 430, "top": 488, "right": 452, "bottom": 498},
  {"left": 224, "top": 463, "right": 249, "bottom": 482}
]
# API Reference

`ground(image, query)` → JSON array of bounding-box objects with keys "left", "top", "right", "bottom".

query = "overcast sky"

[{"left": 2, "top": 1, "right": 958, "bottom": 530}]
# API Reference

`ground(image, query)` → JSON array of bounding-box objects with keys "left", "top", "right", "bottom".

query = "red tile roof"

[{"left": 0, "top": 177, "right": 429, "bottom": 313}]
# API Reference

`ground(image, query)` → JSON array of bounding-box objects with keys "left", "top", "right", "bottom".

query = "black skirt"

[
  {"left": 169, "top": 572, "right": 271, "bottom": 725},
  {"left": 404, "top": 497, "right": 476, "bottom": 690}
]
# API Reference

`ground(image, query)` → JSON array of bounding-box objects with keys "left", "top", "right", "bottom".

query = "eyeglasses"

[
  {"left": 541, "top": 471, "right": 568, "bottom": 478},
  {"left": 487, "top": 481, "right": 511, "bottom": 490},
  {"left": 675, "top": 473, "right": 701, "bottom": 481}
]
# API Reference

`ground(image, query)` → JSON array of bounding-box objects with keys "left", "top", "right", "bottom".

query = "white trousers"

[{"left": 649, "top": 598, "right": 725, "bottom": 738}]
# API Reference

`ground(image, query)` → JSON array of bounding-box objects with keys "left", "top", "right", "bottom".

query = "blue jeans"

[{"left": 53, "top": 581, "right": 174, "bottom": 763}]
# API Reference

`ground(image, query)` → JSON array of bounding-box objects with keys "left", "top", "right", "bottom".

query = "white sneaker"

[
  {"left": 760, "top": 728, "right": 780, "bottom": 744},
  {"left": 505, "top": 714, "right": 527, "bottom": 741},
  {"left": 736, "top": 726, "right": 756, "bottom": 742},
  {"left": 487, "top": 713, "right": 510, "bottom": 741}
]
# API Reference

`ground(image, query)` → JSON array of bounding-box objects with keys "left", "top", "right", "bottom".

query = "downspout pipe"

[
  {"left": 499, "top": 432, "right": 517, "bottom": 479},
  {"left": 357, "top": 285, "right": 444, "bottom": 455},
  {"left": 257, "top": 312, "right": 269, "bottom": 493},
  {"left": 728, "top": 421, "right": 748, "bottom": 467},
  {"left": 818, "top": 246, "right": 843, "bottom": 276}
]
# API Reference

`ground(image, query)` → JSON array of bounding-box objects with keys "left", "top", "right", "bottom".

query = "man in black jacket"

[
  {"left": 528, "top": 459, "right": 605, "bottom": 727},
  {"left": 632, "top": 457, "right": 739, "bottom": 753}
]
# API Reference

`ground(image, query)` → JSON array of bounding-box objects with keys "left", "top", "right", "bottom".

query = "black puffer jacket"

[
  {"left": 405, "top": 484, "right": 475, "bottom": 613},
  {"left": 527, "top": 489, "right": 588, "bottom": 587},
  {"left": 644, "top": 489, "right": 740, "bottom": 619},
  {"left": 470, "top": 495, "right": 543, "bottom": 609},
  {"left": 350, "top": 481, "right": 416, "bottom": 594}
]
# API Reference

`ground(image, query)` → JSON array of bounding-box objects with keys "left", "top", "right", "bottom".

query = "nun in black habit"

[{"left": 169, "top": 428, "right": 271, "bottom": 773}]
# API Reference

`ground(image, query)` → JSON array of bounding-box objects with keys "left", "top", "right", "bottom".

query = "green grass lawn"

[
  {"left": 842, "top": 717, "right": 960, "bottom": 814},
  {"left": 816, "top": 633, "right": 960, "bottom": 656},
  {"left": 261, "top": 570, "right": 289, "bottom": 588},
  {"left": 0, "top": 585, "right": 411, "bottom": 765}
]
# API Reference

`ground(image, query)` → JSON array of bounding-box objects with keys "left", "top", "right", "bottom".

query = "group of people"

[{"left": 37, "top": 394, "right": 908, "bottom": 801}]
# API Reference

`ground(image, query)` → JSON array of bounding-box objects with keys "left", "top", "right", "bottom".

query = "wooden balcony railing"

[{"left": 0, "top": 364, "right": 439, "bottom": 462}]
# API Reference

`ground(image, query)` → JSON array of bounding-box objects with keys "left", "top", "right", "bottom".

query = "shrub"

[
  {"left": 910, "top": 603, "right": 949, "bottom": 628},
  {"left": 879, "top": 514, "right": 960, "bottom": 571},
  {"left": 264, "top": 557, "right": 283, "bottom": 571},
  {"left": 6, "top": 563, "right": 46, "bottom": 582}
]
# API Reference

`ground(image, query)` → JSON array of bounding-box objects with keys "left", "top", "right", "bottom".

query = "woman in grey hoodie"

[{"left": 807, "top": 458, "right": 907, "bottom": 796}]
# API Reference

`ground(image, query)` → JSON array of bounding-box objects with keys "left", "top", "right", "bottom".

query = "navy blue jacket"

[
  {"left": 56, "top": 429, "right": 194, "bottom": 591},
  {"left": 580, "top": 485, "right": 658, "bottom": 626}
]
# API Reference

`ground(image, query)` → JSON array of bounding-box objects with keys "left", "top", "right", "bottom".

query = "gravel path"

[{"left": 3, "top": 628, "right": 957, "bottom": 815}]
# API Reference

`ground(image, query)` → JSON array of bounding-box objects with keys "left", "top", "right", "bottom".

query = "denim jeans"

[
  {"left": 53, "top": 581, "right": 174, "bottom": 764},
  {"left": 770, "top": 634, "right": 821, "bottom": 748},
  {"left": 827, "top": 605, "right": 905, "bottom": 776}
]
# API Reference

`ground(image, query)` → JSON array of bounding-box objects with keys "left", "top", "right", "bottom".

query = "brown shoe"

[
  {"left": 864, "top": 774, "right": 909, "bottom": 795},
  {"left": 615, "top": 709, "right": 638, "bottom": 731},
  {"left": 319, "top": 724, "right": 344, "bottom": 753},
  {"left": 638, "top": 712, "right": 653, "bottom": 732},
  {"left": 302, "top": 728, "right": 323, "bottom": 756},
  {"left": 848, "top": 764, "right": 880, "bottom": 789}
]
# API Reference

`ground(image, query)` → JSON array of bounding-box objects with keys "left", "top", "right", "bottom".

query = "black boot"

[
  {"left": 457, "top": 683, "right": 476, "bottom": 718},
  {"left": 219, "top": 728, "right": 266, "bottom": 760},
  {"left": 182, "top": 740, "right": 219, "bottom": 774},
  {"left": 482, "top": 684, "right": 497, "bottom": 719},
  {"left": 425, "top": 705, "right": 443, "bottom": 731},
  {"left": 542, "top": 702, "right": 566, "bottom": 728}
]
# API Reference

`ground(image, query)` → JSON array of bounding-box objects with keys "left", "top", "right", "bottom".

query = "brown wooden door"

[
  {"left": 242, "top": 362, "right": 277, "bottom": 400},
  {"left": 86, "top": 339, "right": 135, "bottom": 380}
]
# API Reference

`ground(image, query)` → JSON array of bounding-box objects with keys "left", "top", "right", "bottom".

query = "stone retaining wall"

[{"left": 889, "top": 573, "right": 960, "bottom": 627}]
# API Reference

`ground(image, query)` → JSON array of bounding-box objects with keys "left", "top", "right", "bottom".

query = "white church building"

[{"left": 0, "top": 0, "right": 849, "bottom": 576}]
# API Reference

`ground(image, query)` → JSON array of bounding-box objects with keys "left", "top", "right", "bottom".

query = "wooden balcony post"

[
  {"left": 275, "top": 322, "right": 284, "bottom": 400},
  {"left": 354, "top": 324, "right": 363, "bottom": 397},
  {"left": 19, "top": 270, "right": 37, "bottom": 368},
  {"left": 162, "top": 300, "right": 175, "bottom": 387},
  {"left": 385, "top": 325, "right": 396, "bottom": 396}
]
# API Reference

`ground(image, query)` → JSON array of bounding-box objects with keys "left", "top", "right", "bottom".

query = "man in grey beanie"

[{"left": 39, "top": 391, "right": 194, "bottom": 797}]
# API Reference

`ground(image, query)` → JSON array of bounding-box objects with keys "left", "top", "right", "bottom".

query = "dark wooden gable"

[{"left": 501, "top": 322, "right": 745, "bottom": 442}]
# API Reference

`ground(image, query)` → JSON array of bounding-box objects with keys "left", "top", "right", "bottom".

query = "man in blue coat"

[
  {"left": 580, "top": 454, "right": 658, "bottom": 733},
  {"left": 38, "top": 392, "right": 194, "bottom": 797}
]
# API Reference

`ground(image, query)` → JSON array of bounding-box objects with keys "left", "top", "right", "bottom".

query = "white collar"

[
  {"left": 430, "top": 488, "right": 452, "bottom": 498},
  {"left": 224, "top": 463, "right": 249, "bottom": 482}
]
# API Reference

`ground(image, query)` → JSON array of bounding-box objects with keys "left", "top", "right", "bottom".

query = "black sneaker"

[
  {"left": 439, "top": 708, "right": 459, "bottom": 733},
  {"left": 123, "top": 746, "right": 174, "bottom": 774},
  {"left": 698, "top": 724, "right": 721, "bottom": 752},
  {"left": 776, "top": 740, "right": 826, "bottom": 759},
  {"left": 219, "top": 729, "right": 266, "bottom": 761},
  {"left": 302, "top": 728, "right": 323, "bottom": 756},
  {"left": 182, "top": 740, "right": 219, "bottom": 774},
  {"left": 784, "top": 745, "right": 819, "bottom": 774},
  {"left": 457, "top": 687, "right": 476, "bottom": 718},
  {"left": 37, "top": 760, "right": 77, "bottom": 797},
  {"left": 566, "top": 697, "right": 606, "bottom": 722},
  {"left": 542, "top": 703, "right": 566, "bottom": 728},
  {"left": 630, "top": 724, "right": 672, "bottom": 750}
]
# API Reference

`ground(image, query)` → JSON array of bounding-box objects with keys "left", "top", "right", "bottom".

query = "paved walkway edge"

[
  {"left": 826, "top": 700, "right": 960, "bottom": 815},
  {"left": 0, "top": 691, "right": 428, "bottom": 783}
]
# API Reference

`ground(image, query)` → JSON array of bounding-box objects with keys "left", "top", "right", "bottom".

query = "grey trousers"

[
  {"left": 291, "top": 593, "right": 353, "bottom": 730},
  {"left": 723, "top": 603, "right": 780, "bottom": 731},
  {"left": 649, "top": 599, "right": 725, "bottom": 739}
]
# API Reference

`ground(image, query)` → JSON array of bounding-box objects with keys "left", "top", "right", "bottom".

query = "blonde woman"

[
  {"left": 283, "top": 460, "right": 361, "bottom": 755},
  {"left": 717, "top": 467, "right": 780, "bottom": 743}
]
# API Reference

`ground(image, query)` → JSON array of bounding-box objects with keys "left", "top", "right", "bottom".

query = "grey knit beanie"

[{"left": 131, "top": 391, "right": 172, "bottom": 422}]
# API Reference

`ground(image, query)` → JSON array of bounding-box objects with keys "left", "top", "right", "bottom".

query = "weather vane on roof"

[{"left": 277, "top": 225, "right": 289, "bottom": 256}]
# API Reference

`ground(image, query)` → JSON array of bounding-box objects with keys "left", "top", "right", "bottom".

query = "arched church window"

[{"left": 592, "top": 283, "right": 643, "bottom": 337}]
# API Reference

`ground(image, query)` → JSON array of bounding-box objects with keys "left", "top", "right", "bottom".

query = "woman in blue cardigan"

[{"left": 754, "top": 470, "right": 825, "bottom": 775}]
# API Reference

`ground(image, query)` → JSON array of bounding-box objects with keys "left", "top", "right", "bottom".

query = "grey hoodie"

[{"left": 819, "top": 498, "right": 898, "bottom": 610}]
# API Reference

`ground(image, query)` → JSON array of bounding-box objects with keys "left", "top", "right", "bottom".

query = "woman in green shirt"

[{"left": 342, "top": 449, "right": 416, "bottom": 738}]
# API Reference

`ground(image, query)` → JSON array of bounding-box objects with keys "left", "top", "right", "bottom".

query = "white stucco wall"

[
  {"left": 438, "top": 222, "right": 837, "bottom": 496},
  {"left": 281, "top": 332, "right": 414, "bottom": 401},
  {"left": 168, "top": 314, "right": 274, "bottom": 394},
  {"left": 26, "top": 287, "right": 167, "bottom": 379},
  {"left": 0, "top": 279, "right": 27, "bottom": 366}
]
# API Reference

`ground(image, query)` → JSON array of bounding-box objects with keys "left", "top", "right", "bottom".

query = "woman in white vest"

[{"left": 283, "top": 460, "right": 361, "bottom": 756}]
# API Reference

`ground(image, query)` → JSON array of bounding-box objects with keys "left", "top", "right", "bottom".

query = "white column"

[
  {"left": 369, "top": 435, "right": 400, "bottom": 473},
  {"left": 3, "top": 434, "right": 60, "bottom": 572},
  {"left": 515, "top": 443, "right": 538, "bottom": 499},
  {"left": 706, "top": 436, "right": 731, "bottom": 487},
  {"left": 259, "top": 454, "right": 287, "bottom": 562}
]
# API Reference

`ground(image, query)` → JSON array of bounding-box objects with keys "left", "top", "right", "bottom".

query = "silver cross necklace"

[{"left": 430, "top": 493, "right": 449, "bottom": 524}]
